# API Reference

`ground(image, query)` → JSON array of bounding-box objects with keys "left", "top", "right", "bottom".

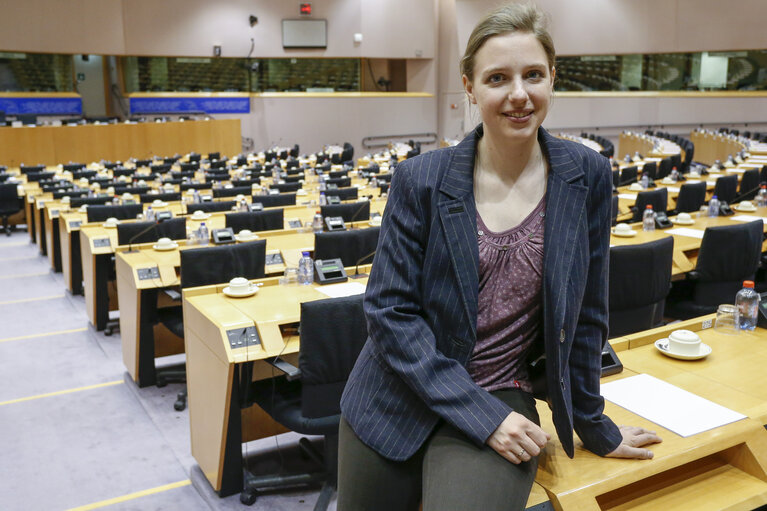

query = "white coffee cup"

[
  {"left": 192, "top": 210, "right": 207, "bottom": 218},
  {"left": 79, "top": 178, "right": 89, "bottom": 185},
  {"left": 104, "top": 217, "right": 119, "bottom": 227},
  {"left": 152, "top": 199, "right": 164, "bottom": 206},
  {"left": 614, "top": 223, "right": 632, "bottom": 234},
  {"left": 228, "top": 277, "right": 251, "bottom": 293},
  {"left": 676, "top": 212, "right": 692, "bottom": 223},
  {"left": 121, "top": 192, "right": 133, "bottom": 200},
  {"left": 628, "top": 183, "right": 643, "bottom": 191},
  {"left": 61, "top": 196, "right": 71, "bottom": 204},
  {"left": 667, "top": 329, "right": 701, "bottom": 356},
  {"left": 236, "top": 194, "right": 245, "bottom": 201},
  {"left": 238, "top": 229, "right": 254, "bottom": 239},
  {"left": 156, "top": 237, "right": 174, "bottom": 248},
  {"left": 79, "top": 205, "right": 89, "bottom": 212},
  {"left": 106, "top": 187, "right": 115, "bottom": 195},
  {"left": 739, "top": 200, "right": 756, "bottom": 211}
]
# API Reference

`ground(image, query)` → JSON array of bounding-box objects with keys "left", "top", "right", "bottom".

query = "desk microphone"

[
  {"left": 731, "top": 182, "right": 765, "bottom": 204},
  {"left": 352, "top": 250, "right": 376, "bottom": 278},
  {"left": 346, "top": 200, "right": 371, "bottom": 229},
  {"left": 125, "top": 219, "right": 162, "bottom": 253}
]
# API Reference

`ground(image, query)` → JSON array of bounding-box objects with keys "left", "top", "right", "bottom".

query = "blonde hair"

[{"left": 460, "top": 2, "right": 555, "bottom": 81}]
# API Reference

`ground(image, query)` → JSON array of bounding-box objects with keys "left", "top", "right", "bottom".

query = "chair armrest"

[
  {"left": 163, "top": 288, "right": 182, "bottom": 301},
  {"left": 264, "top": 356, "right": 302, "bottom": 381}
]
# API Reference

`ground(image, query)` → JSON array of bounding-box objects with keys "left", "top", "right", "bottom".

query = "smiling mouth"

[{"left": 506, "top": 111, "right": 532, "bottom": 118}]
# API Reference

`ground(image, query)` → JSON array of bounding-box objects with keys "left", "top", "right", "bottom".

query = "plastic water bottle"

[
  {"left": 312, "top": 213, "right": 324, "bottom": 233},
  {"left": 145, "top": 206, "right": 154, "bottom": 221},
  {"left": 708, "top": 195, "right": 720, "bottom": 217},
  {"left": 642, "top": 205, "right": 655, "bottom": 232},
  {"left": 757, "top": 185, "right": 767, "bottom": 207},
  {"left": 319, "top": 176, "right": 327, "bottom": 192},
  {"left": 298, "top": 252, "right": 313, "bottom": 285},
  {"left": 197, "top": 222, "right": 209, "bottom": 246},
  {"left": 193, "top": 188, "right": 201, "bottom": 204},
  {"left": 640, "top": 174, "right": 649, "bottom": 189},
  {"left": 319, "top": 191, "right": 327, "bottom": 206},
  {"left": 735, "top": 280, "right": 760, "bottom": 331},
  {"left": 670, "top": 167, "right": 679, "bottom": 182}
]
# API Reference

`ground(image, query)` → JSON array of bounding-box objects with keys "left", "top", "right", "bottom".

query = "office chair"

[
  {"left": 116, "top": 218, "right": 187, "bottom": 246},
  {"left": 682, "top": 142, "right": 694, "bottom": 173},
  {"left": 172, "top": 170, "right": 196, "bottom": 180},
  {"left": 205, "top": 173, "right": 229, "bottom": 183},
  {"left": 86, "top": 204, "right": 143, "bottom": 223},
  {"left": 113, "top": 186, "right": 150, "bottom": 196},
  {"left": 631, "top": 188, "right": 667, "bottom": 222},
  {"left": 611, "top": 195, "right": 619, "bottom": 226},
  {"left": 156, "top": 240, "right": 267, "bottom": 410},
  {"left": 657, "top": 157, "right": 672, "bottom": 180},
  {"left": 326, "top": 177, "right": 351, "bottom": 188},
  {"left": 281, "top": 174, "right": 303, "bottom": 183},
  {"left": 70, "top": 196, "right": 112, "bottom": 209},
  {"left": 612, "top": 169, "right": 620, "bottom": 189},
  {"left": 27, "top": 171, "right": 56, "bottom": 183},
  {"left": 608, "top": 238, "right": 673, "bottom": 337},
  {"left": 670, "top": 153, "right": 682, "bottom": 173},
  {"left": 326, "top": 187, "right": 358, "bottom": 202},
  {"left": 213, "top": 186, "right": 253, "bottom": 198},
  {"left": 642, "top": 161, "right": 657, "bottom": 181},
  {"left": 711, "top": 174, "right": 738, "bottom": 205},
  {"left": 180, "top": 182, "right": 212, "bottom": 192},
  {"left": 671, "top": 182, "right": 707, "bottom": 214},
  {"left": 186, "top": 201, "right": 236, "bottom": 214},
  {"left": 737, "top": 169, "right": 761, "bottom": 201},
  {"left": 379, "top": 182, "right": 390, "bottom": 195},
  {"left": 327, "top": 170, "right": 348, "bottom": 179},
  {"left": 207, "top": 151, "right": 221, "bottom": 161},
  {"left": 665, "top": 221, "right": 763, "bottom": 319},
  {"left": 251, "top": 193, "right": 297, "bottom": 208},
  {"left": 20, "top": 164, "right": 46, "bottom": 174},
  {"left": 243, "top": 294, "right": 368, "bottom": 509},
  {"left": 270, "top": 182, "right": 302, "bottom": 193},
  {"left": 139, "top": 192, "right": 181, "bottom": 204},
  {"left": 231, "top": 178, "right": 261, "bottom": 188},
  {"left": 314, "top": 227, "right": 380, "bottom": 267},
  {"left": 320, "top": 202, "right": 370, "bottom": 225},
  {"left": 0, "top": 183, "right": 22, "bottom": 235},
  {"left": 374, "top": 173, "right": 393, "bottom": 183},
  {"left": 225, "top": 209, "right": 284, "bottom": 233},
  {"left": 290, "top": 144, "right": 299, "bottom": 158},
  {"left": 619, "top": 166, "right": 638, "bottom": 186},
  {"left": 53, "top": 190, "right": 88, "bottom": 200},
  {"left": 71, "top": 169, "right": 95, "bottom": 179}
]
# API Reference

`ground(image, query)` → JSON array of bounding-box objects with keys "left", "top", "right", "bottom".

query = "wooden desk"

[{"left": 690, "top": 130, "right": 746, "bottom": 166}]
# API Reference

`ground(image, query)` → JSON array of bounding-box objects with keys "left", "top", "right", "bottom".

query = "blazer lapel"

[
  {"left": 540, "top": 130, "right": 588, "bottom": 356},
  {"left": 438, "top": 128, "right": 480, "bottom": 339}
]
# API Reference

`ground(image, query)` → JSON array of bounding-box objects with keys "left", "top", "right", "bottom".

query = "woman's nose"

[{"left": 508, "top": 78, "right": 528, "bottom": 102}]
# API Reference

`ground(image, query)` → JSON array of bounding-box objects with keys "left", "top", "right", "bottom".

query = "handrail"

[{"left": 362, "top": 132, "right": 437, "bottom": 150}]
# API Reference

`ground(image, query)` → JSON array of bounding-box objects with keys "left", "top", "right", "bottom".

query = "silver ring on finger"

[{"left": 518, "top": 449, "right": 526, "bottom": 458}]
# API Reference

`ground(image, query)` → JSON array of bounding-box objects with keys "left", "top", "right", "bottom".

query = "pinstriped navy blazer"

[{"left": 340, "top": 125, "right": 622, "bottom": 460}]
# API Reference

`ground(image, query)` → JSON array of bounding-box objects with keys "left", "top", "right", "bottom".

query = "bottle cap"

[
  {"left": 645, "top": 204, "right": 652, "bottom": 209},
  {"left": 743, "top": 280, "right": 755, "bottom": 288}
]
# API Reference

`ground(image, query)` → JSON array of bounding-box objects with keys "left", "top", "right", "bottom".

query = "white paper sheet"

[
  {"left": 618, "top": 193, "right": 637, "bottom": 200},
  {"left": 315, "top": 281, "right": 366, "bottom": 298},
  {"left": 667, "top": 186, "right": 681, "bottom": 193},
  {"left": 731, "top": 215, "right": 766, "bottom": 223},
  {"left": 666, "top": 227, "right": 705, "bottom": 239},
  {"left": 601, "top": 374, "right": 746, "bottom": 437}
]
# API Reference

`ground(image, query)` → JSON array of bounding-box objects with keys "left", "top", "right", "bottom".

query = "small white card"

[
  {"left": 667, "top": 227, "right": 705, "bottom": 239},
  {"left": 602, "top": 374, "right": 746, "bottom": 437},
  {"left": 316, "top": 281, "right": 366, "bottom": 298},
  {"left": 731, "top": 215, "right": 766, "bottom": 223},
  {"left": 618, "top": 193, "right": 637, "bottom": 200},
  {"left": 667, "top": 187, "right": 681, "bottom": 193}
]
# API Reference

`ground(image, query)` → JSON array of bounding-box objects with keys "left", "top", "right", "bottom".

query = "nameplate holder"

[{"left": 93, "top": 238, "right": 111, "bottom": 248}]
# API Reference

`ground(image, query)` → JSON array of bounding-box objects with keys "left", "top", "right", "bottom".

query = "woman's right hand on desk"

[
  {"left": 604, "top": 425, "right": 662, "bottom": 460},
  {"left": 487, "top": 411, "right": 550, "bottom": 464}
]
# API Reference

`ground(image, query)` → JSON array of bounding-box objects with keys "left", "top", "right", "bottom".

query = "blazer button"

[
  {"left": 560, "top": 378, "right": 565, "bottom": 389},
  {"left": 559, "top": 329, "right": 565, "bottom": 343}
]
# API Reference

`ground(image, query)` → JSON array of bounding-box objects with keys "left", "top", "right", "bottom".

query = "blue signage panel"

[
  {"left": 129, "top": 97, "right": 250, "bottom": 115},
  {"left": 0, "top": 97, "right": 82, "bottom": 115}
]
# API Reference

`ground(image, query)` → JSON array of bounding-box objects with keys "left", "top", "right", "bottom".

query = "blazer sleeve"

[
  {"left": 570, "top": 156, "right": 623, "bottom": 456},
  {"left": 364, "top": 156, "right": 512, "bottom": 447}
]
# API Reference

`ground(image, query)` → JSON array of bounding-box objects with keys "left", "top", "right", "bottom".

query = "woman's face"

[{"left": 463, "top": 31, "right": 555, "bottom": 143}]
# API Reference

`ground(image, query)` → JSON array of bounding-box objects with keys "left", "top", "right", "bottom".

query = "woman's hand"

[
  {"left": 486, "top": 411, "right": 550, "bottom": 464},
  {"left": 604, "top": 425, "right": 662, "bottom": 459}
]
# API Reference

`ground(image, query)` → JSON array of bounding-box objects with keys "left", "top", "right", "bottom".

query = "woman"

[{"left": 338, "top": 3, "right": 661, "bottom": 510}]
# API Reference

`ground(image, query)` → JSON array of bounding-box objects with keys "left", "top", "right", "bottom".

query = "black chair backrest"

[
  {"left": 693, "top": 221, "right": 763, "bottom": 306},
  {"left": 139, "top": 192, "right": 181, "bottom": 203},
  {"left": 207, "top": 152, "right": 221, "bottom": 161},
  {"left": 379, "top": 182, "right": 390, "bottom": 194},
  {"left": 251, "top": 193, "right": 296, "bottom": 208},
  {"left": 20, "top": 164, "right": 46, "bottom": 174},
  {"left": 670, "top": 153, "right": 682, "bottom": 171},
  {"left": 619, "top": 166, "right": 638, "bottom": 186},
  {"left": 270, "top": 182, "right": 301, "bottom": 193},
  {"left": 298, "top": 294, "right": 368, "bottom": 418},
  {"left": 642, "top": 161, "right": 657, "bottom": 181},
  {"left": 657, "top": 157, "right": 672, "bottom": 179},
  {"left": 150, "top": 163, "right": 172, "bottom": 174},
  {"left": 738, "top": 169, "right": 760, "bottom": 201},
  {"left": 180, "top": 182, "right": 213, "bottom": 191},
  {"left": 632, "top": 188, "right": 668, "bottom": 222},
  {"left": 213, "top": 186, "right": 252, "bottom": 198},
  {"left": 0, "top": 183, "right": 21, "bottom": 212},
  {"left": 70, "top": 196, "right": 112, "bottom": 208},
  {"left": 612, "top": 169, "right": 620, "bottom": 188},
  {"left": 712, "top": 174, "right": 738, "bottom": 204},
  {"left": 314, "top": 227, "right": 380, "bottom": 267},
  {"left": 321, "top": 202, "right": 370, "bottom": 224},
  {"left": 205, "top": 173, "right": 230, "bottom": 183},
  {"left": 113, "top": 186, "right": 150, "bottom": 196},
  {"left": 328, "top": 170, "right": 348, "bottom": 179},
  {"left": 116, "top": 217, "right": 187, "bottom": 245},
  {"left": 179, "top": 162, "right": 199, "bottom": 172},
  {"left": 27, "top": 172, "right": 56, "bottom": 182},
  {"left": 608, "top": 237, "right": 674, "bottom": 337},
  {"left": 674, "top": 182, "right": 707, "bottom": 213},
  {"left": 53, "top": 190, "right": 88, "bottom": 200},
  {"left": 326, "top": 177, "right": 351, "bottom": 188},
  {"left": 611, "top": 195, "right": 619, "bottom": 226},
  {"left": 179, "top": 240, "right": 266, "bottom": 289},
  {"left": 281, "top": 174, "right": 303, "bottom": 183},
  {"left": 186, "top": 201, "right": 235, "bottom": 214},
  {"left": 290, "top": 144, "right": 299, "bottom": 158},
  {"left": 231, "top": 178, "right": 260, "bottom": 187},
  {"left": 761, "top": 165, "right": 767, "bottom": 183},
  {"left": 326, "top": 187, "right": 358, "bottom": 201},
  {"left": 86, "top": 204, "right": 143, "bottom": 222},
  {"left": 172, "top": 170, "right": 195, "bottom": 179},
  {"left": 374, "top": 173, "right": 393, "bottom": 183},
  {"left": 225, "top": 209, "right": 284, "bottom": 233},
  {"left": 72, "top": 170, "right": 96, "bottom": 180}
]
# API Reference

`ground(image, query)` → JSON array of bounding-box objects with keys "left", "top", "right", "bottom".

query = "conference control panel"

[
  {"left": 226, "top": 326, "right": 261, "bottom": 349},
  {"left": 93, "top": 238, "right": 111, "bottom": 248},
  {"left": 136, "top": 267, "right": 161, "bottom": 280}
]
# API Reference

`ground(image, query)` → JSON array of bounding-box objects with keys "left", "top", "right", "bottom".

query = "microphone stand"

[{"left": 351, "top": 250, "right": 376, "bottom": 278}]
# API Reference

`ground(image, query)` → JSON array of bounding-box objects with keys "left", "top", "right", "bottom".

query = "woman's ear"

[{"left": 462, "top": 75, "right": 476, "bottom": 104}]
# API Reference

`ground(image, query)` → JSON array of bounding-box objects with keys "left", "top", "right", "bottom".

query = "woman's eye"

[
  {"left": 488, "top": 74, "right": 504, "bottom": 83},
  {"left": 527, "top": 70, "right": 544, "bottom": 79}
]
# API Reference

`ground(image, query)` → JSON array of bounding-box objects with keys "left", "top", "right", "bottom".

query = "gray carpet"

[{"left": 0, "top": 230, "right": 335, "bottom": 511}]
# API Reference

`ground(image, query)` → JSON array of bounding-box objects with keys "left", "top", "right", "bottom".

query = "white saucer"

[
  {"left": 103, "top": 223, "right": 118, "bottom": 228},
  {"left": 612, "top": 229, "right": 637, "bottom": 237},
  {"left": 153, "top": 242, "right": 178, "bottom": 251},
  {"left": 671, "top": 218, "right": 695, "bottom": 225},
  {"left": 151, "top": 201, "right": 168, "bottom": 207},
  {"left": 733, "top": 206, "right": 757, "bottom": 213},
  {"left": 654, "top": 339, "right": 712, "bottom": 360},
  {"left": 235, "top": 234, "right": 259, "bottom": 242},
  {"left": 222, "top": 285, "right": 258, "bottom": 298},
  {"left": 296, "top": 190, "right": 308, "bottom": 196},
  {"left": 661, "top": 179, "right": 675, "bottom": 185},
  {"left": 190, "top": 213, "right": 211, "bottom": 220}
]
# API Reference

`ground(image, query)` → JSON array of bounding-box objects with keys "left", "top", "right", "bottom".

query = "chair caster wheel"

[
  {"left": 156, "top": 379, "right": 167, "bottom": 388},
  {"left": 104, "top": 328, "right": 113, "bottom": 336},
  {"left": 240, "top": 489, "right": 257, "bottom": 505},
  {"left": 174, "top": 399, "right": 186, "bottom": 411}
]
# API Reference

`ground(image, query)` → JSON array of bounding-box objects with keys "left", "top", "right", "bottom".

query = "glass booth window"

[{"left": 0, "top": 52, "right": 74, "bottom": 92}]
